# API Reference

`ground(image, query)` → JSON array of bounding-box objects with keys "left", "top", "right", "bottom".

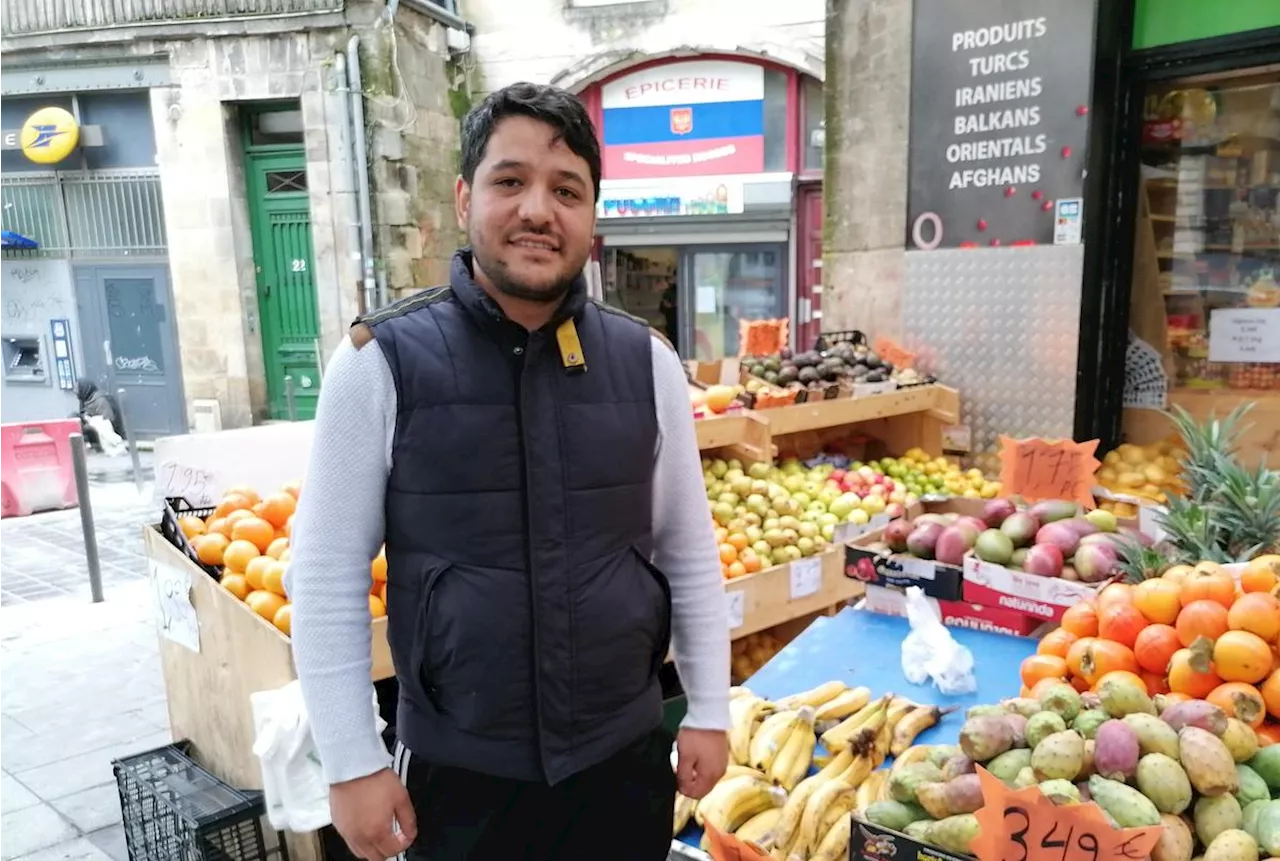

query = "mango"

[
  {"left": 1182, "top": 726, "right": 1242, "bottom": 797},
  {"left": 1089, "top": 774, "right": 1161, "bottom": 827},
  {"left": 1026, "top": 712, "right": 1068, "bottom": 749},
  {"left": 1033, "top": 730, "right": 1084, "bottom": 781},
  {"left": 1196, "top": 794, "right": 1245, "bottom": 847},
  {"left": 1152, "top": 813, "right": 1195, "bottom": 861},
  {"left": 1136, "top": 753, "right": 1194, "bottom": 815},
  {"left": 1124, "top": 712, "right": 1182, "bottom": 759},
  {"left": 865, "top": 800, "right": 929, "bottom": 833},
  {"left": 1204, "top": 830, "right": 1260, "bottom": 861}
]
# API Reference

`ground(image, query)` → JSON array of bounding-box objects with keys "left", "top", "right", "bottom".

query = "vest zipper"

[{"left": 514, "top": 340, "right": 548, "bottom": 780}]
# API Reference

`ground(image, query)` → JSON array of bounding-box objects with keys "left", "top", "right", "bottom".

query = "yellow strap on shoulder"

[{"left": 555, "top": 319, "right": 587, "bottom": 374}]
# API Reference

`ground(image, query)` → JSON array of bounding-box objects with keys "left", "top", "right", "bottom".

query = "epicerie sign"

[{"left": 905, "top": 0, "right": 1097, "bottom": 249}]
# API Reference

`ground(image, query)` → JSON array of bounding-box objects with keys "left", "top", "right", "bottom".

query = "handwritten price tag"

[
  {"left": 998, "top": 437, "right": 1100, "bottom": 510},
  {"left": 156, "top": 461, "right": 218, "bottom": 507},
  {"left": 726, "top": 590, "right": 745, "bottom": 631},
  {"left": 789, "top": 556, "right": 823, "bottom": 600},
  {"left": 149, "top": 560, "right": 201, "bottom": 654},
  {"left": 703, "top": 822, "right": 772, "bottom": 861},
  {"left": 873, "top": 336, "right": 918, "bottom": 370},
  {"left": 972, "top": 768, "right": 1162, "bottom": 861}
]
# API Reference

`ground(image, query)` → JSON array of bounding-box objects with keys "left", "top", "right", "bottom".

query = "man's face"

[{"left": 457, "top": 115, "right": 597, "bottom": 304}]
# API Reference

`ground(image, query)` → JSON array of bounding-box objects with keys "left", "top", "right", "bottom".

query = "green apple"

[
  {"left": 747, "top": 461, "right": 771, "bottom": 480},
  {"left": 847, "top": 508, "right": 870, "bottom": 526},
  {"left": 821, "top": 523, "right": 835, "bottom": 540},
  {"left": 861, "top": 495, "right": 887, "bottom": 515},
  {"left": 710, "top": 459, "right": 729, "bottom": 478},
  {"left": 797, "top": 536, "right": 816, "bottom": 557}
]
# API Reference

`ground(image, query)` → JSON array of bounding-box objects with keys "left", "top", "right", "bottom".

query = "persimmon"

[
  {"left": 222, "top": 539, "right": 260, "bottom": 575},
  {"left": 1180, "top": 565, "right": 1236, "bottom": 609},
  {"left": 1021, "top": 654, "right": 1069, "bottom": 689},
  {"left": 1241, "top": 554, "right": 1280, "bottom": 594},
  {"left": 1071, "top": 675, "right": 1092, "bottom": 693},
  {"left": 1175, "top": 599, "right": 1230, "bottom": 647},
  {"left": 1134, "top": 624, "right": 1181, "bottom": 674},
  {"left": 194, "top": 533, "right": 230, "bottom": 567},
  {"left": 244, "top": 555, "right": 274, "bottom": 592},
  {"left": 1213, "top": 630, "right": 1275, "bottom": 684},
  {"left": 1133, "top": 578, "right": 1182, "bottom": 625},
  {"left": 1229, "top": 592, "right": 1280, "bottom": 643},
  {"left": 1038, "top": 629, "right": 1079, "bottom": 659},
  {"left": 245, "top": 589, "right": 286, "bottom": 621},
  {"left": 214, "top": 493, "right": 254, "bottom": 520},
  {"left": 1255, "top": 722, "right": 1280, "bottom": 746},
  {"left": 220, "top": 573, "right": 249, "bottom": 600},
  {"left": 1261, "top": 669, "right": 1280, "bottom": 720},
  {"left": 1099, "top": 602, "right": 1148, "bottom": 648},
  {"left": 1207, "top": 681, "right": 1267, "bottom": 728},
  {"left": 232, "top": 516, "right": 276, "bottom": 554},
  {"left": 1141, "top": 670, "right": 1170, "bottom": 695},
  {"left": 719, "top": 544, "right": 738, "bottom": 565},
  {"left": 1078, "top": 639, "right": 1140, "bottom": 687},
  {"left": 1060, "top": 603, "right": 1099, "bottom": 638},
  {"left": 257, "top": 491, "right": 297, "bottom": 529},
  {"left": 284, "top": 514, "right": 294, "bottom": 538},
  {"left": 1065, "top": 636, "right": 1096, "bottom": 678},
  {"left": 1167, "top": 647, "right": 1223, "bottom": 698}
]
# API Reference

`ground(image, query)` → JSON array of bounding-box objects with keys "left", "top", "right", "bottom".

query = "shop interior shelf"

[{"left": 763, "top": 384, "right": 960, "bottom": 437}]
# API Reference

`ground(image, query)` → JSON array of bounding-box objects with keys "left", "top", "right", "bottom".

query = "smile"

[{"left": 510, "top": 238, "right": 558, "bottom": 251}]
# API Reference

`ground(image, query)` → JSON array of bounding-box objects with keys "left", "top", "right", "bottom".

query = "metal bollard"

[
  {"left": 284, "top": 375, "right": 297, "bottom": 421},
  {"left": 70, "top": 433, "right": 105, "bottom": 603},
  {"left": 116, "top": 388, "right": 145, "bottom": 497}
]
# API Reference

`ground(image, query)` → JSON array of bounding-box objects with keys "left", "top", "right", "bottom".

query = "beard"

[{"left": 469, "top": 222, "right": 585, "bottom": 305}]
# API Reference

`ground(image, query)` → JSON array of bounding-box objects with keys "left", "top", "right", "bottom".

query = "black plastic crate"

[
  {"left": 113, "top": 740, "right": 285, "bottom": 861},
  {"left": 158, "top": 497, "right": 219, "bottom": 578},
  {"left": 812, "top": 329, "right": 867, "bottom": 351}
]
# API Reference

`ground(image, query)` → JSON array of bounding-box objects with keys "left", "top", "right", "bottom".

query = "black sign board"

[{"left": 905, "top": 0, "right": 1098, "bottom": 249}]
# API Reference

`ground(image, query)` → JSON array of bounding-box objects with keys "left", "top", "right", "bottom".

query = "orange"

[
  {"left": 231, "top": 516, "right": 276, "bottom": 554},
  {"left": 224, "top": 508, "right": 255, "bottom": 529},
  {"left": 224, "top": 485, "right": 261, "bottom": 506},
  {"left": 1099, "top": 602, "right": 1148, "bottom": 649},
  {"left": 1261, "top": 669, "right": 1280, "bottom": 720},
  {"left": 1060, "top": 603, "right": 1099, "bottom": 638},
  {"left": 1242, "top": 554, "right": 1280, "bottom": 594},
  {"left": 1134, "top": 624, "right": 1181, "bottom": 675},
  {"left": 1168, "top": 647, "right": 1223, "bottom": 698},
  {"left": 279, "top": 547, "right": 292, "bottom": 562},
  {"left": 369, "top": 594, "right": 386, "bottom": 619},
  {"left": 222, "top": 539, "right": 260, "bottom": 575},
  {"left": 281, "top": 480, "right": 302, "bottom": 500},
  {"left": 194, "top": 533, "right": 230, "bottom": 566},
  {"left": 727, "top": 533, "right": 749, "bottom": 552},
  {"left": 246, "top": 590, "right": 287, "bottom": 622},
  {"left": 1207, "top": 681, "right": 1267, "bottom": 728},
  {"left": 206, "top": 517, "right": 232, "bottom": 539},
  {"left": 244, "top": 555, "right": 274, "bottom": 592},
  {"left": 220, "top": 573, "right": 249, "bottom": 600},
  {"left": 214, "top": 493, "right": 254, "bottom": 520},
  {"left": 372, "top": 547, "right": 388, "bottom": 582},
  {"left": 257, "top": 492, "right": 297, "bottom": 529},
  {"left": 715, "top": 527, "right": 728, "bottom": 544},
  {"left": 266, "top": 537, "right": 290, "bottom": 560},
  {"left": 178, "top": 515, "right": 206, "bottom": 539},
  {"left": 1038, "top": 629, "right": 1079, "bottom": 659},
  {"left": 284, "top": 514, "right": 294, "bottom": 538},
  {"left": 1213, "top": 630, "right": 1275, "bottom": 684},
  {"left": 718, "top": 544, "right": 738, "bottom": 565},
  {"left": 726, "top": 561, "right": 746, "bottom": 579},
  {"left": 1020, "top": 654, "right": 1068, "bottom": 689},
  {"left": 272, "top": 603, "right": 293, "bottom": 637},
  {"left": 740, "top": 551, "right": 762, "bottom": 575},
  {"left": 262, "top": 560, "right": 288, "bottom": 597},
  {"left": 1133, "top": 578, "right": 1182, "bottom": 625},
  {"left": 1181, "top": 565, "right": 1236, "bottom": 609},
  {"left": 1175, "top": 599, "right": 1230, "bottom": 647},
  {"left": 1229, "top": 592, "right": 1280, "bottom": 642}
]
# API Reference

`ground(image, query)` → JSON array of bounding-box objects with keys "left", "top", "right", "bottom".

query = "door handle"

[{"left": 264, "top": 283, "right": 272, "bottom": 298}]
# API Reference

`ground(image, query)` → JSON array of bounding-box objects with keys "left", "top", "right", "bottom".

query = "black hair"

[{"left": 460, "top": 82, "right": 602, "bottom": 202}]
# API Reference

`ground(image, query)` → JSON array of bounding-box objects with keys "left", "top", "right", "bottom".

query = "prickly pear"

[
  {"left": 1088, "top": 774, "right": 1161, "bottom": 827},
  {"left": 1098, "top": 676, "right": 1157, "bottom": 718},
  {"left": 1195, "top": 794, "right": 1244, "bottom": 847},
  {"left": 1136, "top": 753, "right": 1193, "bottom": 815},
  {"left": 1032, "top": 730, "right": 1084, "bottom": 781},
  {"left": 1182, "top": 726, "right": 1242, "bottom": 797},
  {"left": 1025, "top": 711, "right": 1067, "bottom": 749},
  {"left": 959, "top": 714, "right": 1014, "bottom": 763},
  {"left": 1094, "top": 719, "right": 1140, "bottom": 780},
  {"left": 1124, "top": 712, "right": 1181, "bottom": 759}
]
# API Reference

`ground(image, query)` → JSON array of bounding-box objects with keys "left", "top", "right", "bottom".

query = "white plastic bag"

[
  {"left": 251, "top": 681, "right": 387, "bottom": 833},
  {"left": 900, "top": 586, "right": 976, "bottom": 695}
]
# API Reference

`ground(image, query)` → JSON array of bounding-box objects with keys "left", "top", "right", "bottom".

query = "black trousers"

[{"left": 394, "top": 727, "right": 676, "bottom": 861}]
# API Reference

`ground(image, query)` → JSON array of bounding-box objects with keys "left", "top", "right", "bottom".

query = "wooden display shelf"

[
  {"left": 695, "top": 411, "right": 770, "bottom": 458},
  {"left": 1124, "top": 388, "right": 1280, "bottom": 469},
  {"left": 726, "top": 546, "right": 864, "bottom": 640}
]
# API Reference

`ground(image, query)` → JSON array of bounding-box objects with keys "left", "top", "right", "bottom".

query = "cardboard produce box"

[
  {"left": 860, "top": 584, "right": 1045, "bottom": 638},
  {"left": 962, "top": 553, "right": 1107, "bottom": 623},
  {"left": 850, "top": 817, "right": 973, "bottom": 861},
  {"left": 843, "top": 530, "right": 965, "bottom": 602}
]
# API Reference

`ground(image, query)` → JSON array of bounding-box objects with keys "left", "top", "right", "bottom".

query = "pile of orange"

[
  {"left": 183, "top": 481, "right": 387, "bottom": 638},
  {"left": 715, "top": 526, "right": 766, "bottom": 580},
  {"left": 1020, "top": 554, "right": 1280, "bottom": 745}
]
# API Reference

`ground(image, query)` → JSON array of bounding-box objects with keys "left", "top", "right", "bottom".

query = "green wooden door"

[{"left": 245, "top": 150, "right": 322, "bottom": 420}]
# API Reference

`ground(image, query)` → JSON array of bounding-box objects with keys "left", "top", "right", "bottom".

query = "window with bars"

[
  {"left": 265, "top": 170, "right": 308, "bottom": 193},
  {"left": 1, "top": 169, "right": 167, "bottom": 257}
]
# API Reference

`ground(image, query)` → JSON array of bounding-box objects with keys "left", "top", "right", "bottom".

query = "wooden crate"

[
  {"left": 144, "top": 526, "right": 391, "bottom": 861},
  {"left": 725, "top": 546, "right": 864, "bottom": 640}
]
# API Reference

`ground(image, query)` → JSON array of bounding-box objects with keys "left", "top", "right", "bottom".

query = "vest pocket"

[
  {"left": 409, "top": 558, "right": 534, "bottom": 741},
  {"left": 632, "top": 548, "right": 673, "bottom": 679}
]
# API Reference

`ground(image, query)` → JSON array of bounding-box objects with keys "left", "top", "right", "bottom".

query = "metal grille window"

[
  {"left": 265, "top": 170, "right": 307, "bottom": 193},
  {"left": 1, "top": 169, "right": 166, "bottom": 257}
]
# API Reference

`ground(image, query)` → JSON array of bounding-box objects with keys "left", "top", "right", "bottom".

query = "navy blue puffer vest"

[{"left": 362, "top": 251, "right": 670, "bottom": 785}]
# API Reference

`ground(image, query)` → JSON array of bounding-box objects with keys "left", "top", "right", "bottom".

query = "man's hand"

[
  {"left": 675, "top": 727, "right": 728, "bottom": 799},
  {"left": 330, "top": 768, "right": 418, "bottom": 861}
]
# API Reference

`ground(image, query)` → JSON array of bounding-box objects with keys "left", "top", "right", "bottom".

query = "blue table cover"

[{"left": 675, "top": 606, "right": 1038, "bottom": 850}]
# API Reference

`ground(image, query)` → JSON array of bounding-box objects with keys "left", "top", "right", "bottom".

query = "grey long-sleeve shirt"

[{"left": 287, "top": 332, "right": 731, "bottom": 784}]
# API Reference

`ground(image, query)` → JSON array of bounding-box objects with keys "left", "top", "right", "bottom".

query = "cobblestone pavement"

[{"left": 1, "top": 482, "right": 157, "bottom": 606}]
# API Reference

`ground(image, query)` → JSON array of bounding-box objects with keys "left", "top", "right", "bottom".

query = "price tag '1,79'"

[
  {"left": 997, "top": 436, "right": 1101, "bottom": 510},
  {"left": 971, "top": 768, "right": 1162, "bottom": 861}
]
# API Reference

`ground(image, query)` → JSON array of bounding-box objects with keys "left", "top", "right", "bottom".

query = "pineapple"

[
  {"left": 1115, "top": 534, "right": 1171, "bottom": 583},
  {"left": 1166, "top": 403, "right": 1251, "bottom": 504},
  {"left": 1212, "top": 453, "right": 1280, "bottom": 559}
]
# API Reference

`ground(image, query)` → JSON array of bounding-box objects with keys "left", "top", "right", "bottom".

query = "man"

[{"left": 287, "top": 82, "right": 730, "bottom": 861}]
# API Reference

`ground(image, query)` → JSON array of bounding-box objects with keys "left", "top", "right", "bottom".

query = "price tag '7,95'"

[
  {"left": 997, "top": 436, "right": 1100, "bottom": 511},
  {"left": 971, "top": 768, "right": 1162, "bottom": 861}
]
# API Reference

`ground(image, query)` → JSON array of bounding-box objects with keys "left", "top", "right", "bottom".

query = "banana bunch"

[
  {"left": 748, "top": 706, "right": 811, "bottom": 773},
  {"left": 729, "top": 694, "right": 775, "bottom": 766},
  {"left": 889, "top": 703, "right": 950, "bottom": 756},
  {"left": 766, "top": 707, "right": 817, "bottom": 791},
  {"left": 771, "top": 726, "right": 878, "bottom": 859},
  {"left": 695, "top": 772, "right": 787, "bottom": 835},
  {"left": 819, "top": 692, "right": 892, "bottom": 751},
  {"left": 773, "top": 681, "right": 849, "bottom": 712}
]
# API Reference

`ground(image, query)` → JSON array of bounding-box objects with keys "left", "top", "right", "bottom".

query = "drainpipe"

[
  {"left": 347, "top": 35, "right": 378, "bottom": 314},
  {"left": 333, "top": 50, "right": 364, "bottom": 326}
]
